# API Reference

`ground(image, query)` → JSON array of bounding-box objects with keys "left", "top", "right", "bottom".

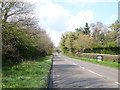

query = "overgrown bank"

[
  {"left": 59, "top": 21, "right": 119, "bottom": 68},
  {"left": 60, "top": 21, "right": 120, "bottom": 56},
  {"left": 75, "top": 53, "right": 119, "bottom": 62},
  {"left": 2, "top": 2, "right": 54, "bottom": 89},
  {"left": 64, "top": 54, "right": 119, "bottom": 69},
  {"left": 2, "top": 56, "right": 52, "bottom": 88},
  {"left": 2, "top": 2, "right": 54, "bottom": 66}
]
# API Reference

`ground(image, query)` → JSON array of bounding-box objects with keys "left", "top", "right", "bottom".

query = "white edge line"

[
  {"left": 53, "top": 62, "right": 56, "bottom": 65},
  {"left": 115, "top": 82, "right": 120, "bottom": 85},
  {"left": 88, "top": 70, "right": 102, "bottom": 77},
  {"left": 73, "top": 63, "right": 77, "bottom": 65},
  {"left": 81, "top": 67, "right": 85, "bottom": 69},
  {"left": 79, "top": 66, "right": 85, "bottom": 69}
]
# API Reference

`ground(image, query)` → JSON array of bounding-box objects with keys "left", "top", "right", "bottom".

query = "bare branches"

[{"left": 2, "top": 2, "right": 33, "bottom": 23}]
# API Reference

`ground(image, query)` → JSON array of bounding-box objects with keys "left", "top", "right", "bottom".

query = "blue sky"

[
  {"left": 26, "top": 0, "right": 119, "bottom": 47},
  {"left": 53, "top": 2, "right": 118, "bottom": 25}
]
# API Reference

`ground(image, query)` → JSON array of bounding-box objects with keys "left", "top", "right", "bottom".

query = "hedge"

[
  {"left": 76, "top": 53, "right": 119, "bottom": 63},
  {"left": 84, "top": 47, "right": 120, "bottom": 55}
]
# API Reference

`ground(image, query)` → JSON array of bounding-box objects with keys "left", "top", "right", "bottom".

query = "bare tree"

[{"left": 1, "top": 2, "right": 34, "bottom": 23}]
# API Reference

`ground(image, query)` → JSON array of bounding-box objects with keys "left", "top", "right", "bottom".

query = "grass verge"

[
  {"left": 2, "top": 56, "right": 52, "bottom": 88},
  {"left": 65, "top": 55, "right": 119, "bottom": 69}
]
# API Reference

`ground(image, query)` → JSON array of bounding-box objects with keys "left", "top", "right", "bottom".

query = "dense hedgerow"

[
  {"left": 2, "top": 2, "right": 54, "bottom": 66},
  {"left": 76, "top": 53, "right": 119, "bottom": 62},
  {"left": 2, "top": 22, "right": 53, "bottom": 66}
]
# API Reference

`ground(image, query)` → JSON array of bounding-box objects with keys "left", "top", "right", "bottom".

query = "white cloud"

[
  {"left": 67, "top": 10, "right": 94, "bottom": 31},
  {"left": 18, "top": 0, "right": 51, "bottom": 3},
  {"left": 54, "top": 0, "right": 119, "bottom": 3},
  {"left": 35, "top": 3, "right": 71, "bottom": 31},
  {"left": 46, "top": 29, "right": 63, "bottom": 47},
  {"left": 111, "top": 15, "right": 117, "bottom": 20},
  {"left": 35, "top": 3, "right": 71, "bottom": 47},
  {"left": 35, "top": 3, "right": 94, "bottom": 47},
  {"left": 17, "top": 0, "right": 119, "bottom": 3},
  {"left": 36, "top": 4, "right": 70, "bottom": 17}
]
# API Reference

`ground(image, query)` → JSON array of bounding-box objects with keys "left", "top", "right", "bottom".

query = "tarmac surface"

[{"left": 50, "top": 54, "right": 119, "bottom": 88}]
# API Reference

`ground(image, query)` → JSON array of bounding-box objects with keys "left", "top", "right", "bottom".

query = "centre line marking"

[
  {"left": 79, "top": 66, "right": 85, "bottom": 69},
  {"left": 53, "top": 62, "right": 56, "bottom": 65},
  {"left": 115, "top": 82, "right": 120, "bottom": 85},
  {"left": 73, "top": 63, "right": 77, "bottom": 65},
  {"left": 81, "top": 67, "right": 85, "bottom": 69},
  {"left": 88, "top": 70, "right": 102, "bottom": 77}
]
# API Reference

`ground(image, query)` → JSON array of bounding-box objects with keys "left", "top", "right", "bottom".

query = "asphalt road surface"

[{"left": 51, "top": 53, "right": 119, "bottom": 88}]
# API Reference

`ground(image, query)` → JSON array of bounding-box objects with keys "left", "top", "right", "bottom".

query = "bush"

[
  {"left": 78, "top": 53, "right": 118, "bottom": 62},
  {"left": 84, "top": 47, "right": 120, "bottom": 55},
  {"left": 2, "top": 23, "right": 53, "bottom": 66}
]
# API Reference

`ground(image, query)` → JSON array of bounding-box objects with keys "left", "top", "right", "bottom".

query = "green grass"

[
  {"left": 2, "top": 56, "right": 52, "bottom": 88},
  {"left": 66, "top": 55, "right": 119, "bottom": 69}
]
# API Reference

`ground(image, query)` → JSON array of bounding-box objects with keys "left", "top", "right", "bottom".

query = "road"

[{"left": 51, "top": 54, "right": 119, "bottom": 88}]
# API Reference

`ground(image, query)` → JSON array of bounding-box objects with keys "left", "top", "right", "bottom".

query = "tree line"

[
  {"left": 1, "top": 2, "right": 54, "bottom": 66},
  {"left": 60, "top": 21, "right": 120, "bottom": 55}
]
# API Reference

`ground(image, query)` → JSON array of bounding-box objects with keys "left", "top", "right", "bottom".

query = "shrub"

[
  {"left": 78, "top": 53, "right": 118, "bottom": 62},
  {"left": 2, "top": 23, "right": 53, "bottom": 66},
  {"left": 84, "top": 47, "right": 120, "bottom": 55}
]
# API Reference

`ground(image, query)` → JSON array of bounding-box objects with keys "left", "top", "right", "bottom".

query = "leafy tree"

[
  {"left": 90, "top": 22, "right": 103, "bottom": 42},
  {"left": 60, "top": 33, "right": 69, "bottom": 53},
  {"left": 75, "top": 27, "right": 84, "bottom": 33},
  {"left": 84, "top": 23, "right": 90, "bottom": 35},
  {"left": 109, "top": 20, "right": 120, "bottom": 45},
  {"left": 60, "top": 31, "right": 94, "bottom": 55},
  {"left": 73, "top": 34, "right": 94, "bottom": 53},
  {"left": 2, "top": 2, "right": 54, "bottom": 66},
  {"left": 65, "top": 32, "right": 76, "bottom": 52}
]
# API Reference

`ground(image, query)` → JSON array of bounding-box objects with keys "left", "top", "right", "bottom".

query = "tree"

[
  {"left": 90, "top": 22, "right": 104, "bottom": 42},
  {"left": 73, "top": 34, "right": 94, "bottom": 52},
  {"left": 75, "top": 27, "right": 84, "bottom": 33},
  {"left": 60, "top": 31, "right": 94, "bottom": 55},
  {"left": 2, "top": 2, "right": 54, "bottom": 66},
  {"left": 109, "top": 20, "right": 120, "bottom": 44},
  {"left": 60, "top": 33, "right": 69, "bottom": 53},
  {"left": 1, "top": 2, "right": 33, "bottom": 23},
  {"left": 84, "top": 23, "right": 90, "bottom": 35}
]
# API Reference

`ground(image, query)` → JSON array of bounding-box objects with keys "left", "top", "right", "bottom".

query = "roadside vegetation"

[
  {"left": 59, "top": 21, "right": 120, "bottom": 65},
  {"left": 60, "top": 22, "right": 120, "bottom": 56},
  {"left": 66, "top": 55, "right": 119, "bottom": 69},
  {"left": 2, "top": 56, "right": 52, "bottom": 88},
  {"left": 2, "top": 2, "right": 53, "bottom": 88},
  {"left": 2, "top": 2, "right": 53, "bottom": 67},
  {"left": 59, "top": 19, "right": 120, "bottom": 68}
]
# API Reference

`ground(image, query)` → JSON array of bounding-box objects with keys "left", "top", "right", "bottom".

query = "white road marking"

[
  {"left": 114, "top": 82, "right": 120, "bottom": 85},
  {"left": 53, "top": 62, "right": 56, "bottom": 65},
  {"left": 53, "top": 75, "right": 55, "bottom": 78},
  {"left": 55, "top": 81, "right": 60, "bottom": 83},
  {"left": 56, "top": 75, "right": 60, "bottom": 77},
  {"left": 60, "top": 57, "right": 120, "bottom": 87},
  {"left": 79, "top": 66, "right": 85, "bottom": 69},
  {"left": 73, "top": 63, "right": 77, "bottom": 65},
  {"left": 67, "top": 60, "right": 72, "bottom": 63},
  {"left": 88, "top": 70, "right": 103, "bottom": 77}
]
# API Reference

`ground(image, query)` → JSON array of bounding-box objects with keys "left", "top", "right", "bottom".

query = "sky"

[{"left": 24, "top": 0, "right": 119, "bottom": 47}]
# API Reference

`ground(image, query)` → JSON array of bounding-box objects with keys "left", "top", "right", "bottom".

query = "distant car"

[{"left": 56, "top": 50, "right": 61, "bottom": 54}]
